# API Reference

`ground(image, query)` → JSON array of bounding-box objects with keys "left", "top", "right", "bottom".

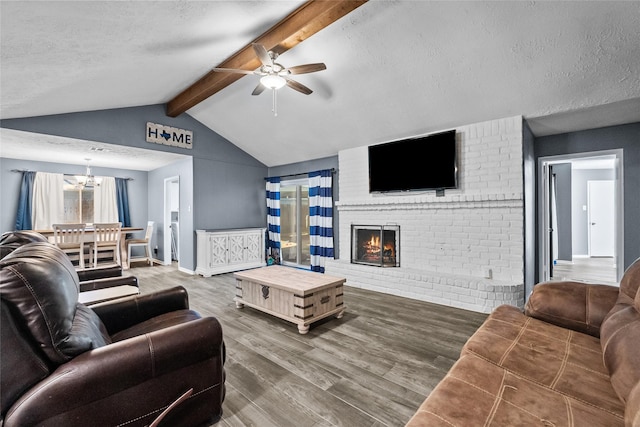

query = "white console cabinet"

[{"left": 196, "top": 228, "right": 266, "bottom": 277}]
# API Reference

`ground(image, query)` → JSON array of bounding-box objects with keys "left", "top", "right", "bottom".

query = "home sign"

[{"left": 146, "top": 122, "right": 193, "bottom": 149}]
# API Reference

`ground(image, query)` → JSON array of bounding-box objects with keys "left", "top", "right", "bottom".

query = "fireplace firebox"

[{"left": 351, "top": 225, "right": 400, "bottom": 267}]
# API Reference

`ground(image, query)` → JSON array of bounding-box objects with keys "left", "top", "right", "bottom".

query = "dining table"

[{"left": 34, "top": 226, "right": 144, "bottom": 270}]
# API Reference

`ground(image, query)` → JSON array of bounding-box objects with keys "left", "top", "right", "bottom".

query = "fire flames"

[{"left": 364, "top": 234, "right": 395, "bottom": 257}]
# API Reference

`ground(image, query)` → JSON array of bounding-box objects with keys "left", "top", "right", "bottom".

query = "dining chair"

[
  {"left": 125, "top": 221, "right": 154, "bottom": 268},
  {"left": 91, "top": 222, "right": 122, "bottom": 268},
  {"left": 52, "top": 223, "right": 87, "bottom": 269}
]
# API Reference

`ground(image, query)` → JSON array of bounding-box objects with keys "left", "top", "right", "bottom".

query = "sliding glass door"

[{"left": 280, "top": 179, "right": 310, "bottom": 267}]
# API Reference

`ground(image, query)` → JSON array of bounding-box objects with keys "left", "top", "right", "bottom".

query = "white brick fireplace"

[{"left": 325, "top": 116, "right": 525, "bottom": 313}]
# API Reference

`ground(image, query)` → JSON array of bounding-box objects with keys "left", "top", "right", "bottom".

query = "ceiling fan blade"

[
  {"left": 213, "top": 67, "right": 255, "bottom": 75},
  {"left": 252, "top": 43, "right": 272, "bottom": 67},
  {"left": 252, "top": 83, "right": 266, "bottom": 96},
  {"left": 285, "top": 78, "right": 313, "bottom": 95},
  {"left": 285, "top": 63, "right": 327, "bottom": 75}
]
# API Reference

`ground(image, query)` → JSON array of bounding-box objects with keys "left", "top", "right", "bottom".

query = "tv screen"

[{"left": 368, "top": 130, "right": 457, "bottom": 193}]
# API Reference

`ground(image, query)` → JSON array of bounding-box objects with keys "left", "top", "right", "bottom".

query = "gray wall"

[
  {"left": 534, "top": 122, "right": 640, "bottom": 271},
  {"left": 551, "top": 163, "right": 572, "bottom": 261},
  {"left": 0, "top": 104, "right": 268, "bottom": 272},
  {"left": 193, "top": 156, "right": 266, "bottom": 231}
]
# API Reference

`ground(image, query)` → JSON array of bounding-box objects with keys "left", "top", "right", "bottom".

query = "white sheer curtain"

[
  {"left": 94, "top": 176, "right": 119, "bottom": 223},
  {"left": 32, "top": 172, "right": 64, "bottom": 230}
]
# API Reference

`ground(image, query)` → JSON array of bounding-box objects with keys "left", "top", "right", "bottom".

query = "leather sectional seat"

[
  {"left": 1, "top": 230, "right": 140, "bottom": 305},
  {"left": 406, "top": 257, "right": 640, "bottom": 426},
  {"left": 1, "top": 241, "right": 225, "bottom": 426}
]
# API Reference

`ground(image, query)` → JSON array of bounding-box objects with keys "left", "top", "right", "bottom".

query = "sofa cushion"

[
  {"left": 603, "top": 258, "right": 640, "bottom": 328},
  {"left": 0, "top": 243, "right": 111, "bottom": 365},
  {"left": 600, "top": 303, "right": 640, "bottom": 405},
  {"left": 0, "top": 230, "right": 49, "bottom": 259},
  {"left": 626, "top": 382, "right": 640, "bottom": 427},
  {"left": 1, "top": 300, "right": 51, "bottom": 417},
  {"left": 598, "top": 257, "right": 640, "bottom": 410},
  {"left": 462, "top": 305, "right": 624, "bottom": 417},
  {"left": 619, "top": 257, "right": 640, "bottom": 304},
  {"left": 525, "top": 281, "right": 619, "bottom": 337},
  {"left": 405, "top": 353, "right": 624, "bottom": 426},
  {"left": 66, "top": 304, "right": 112, "bottom": 350}
]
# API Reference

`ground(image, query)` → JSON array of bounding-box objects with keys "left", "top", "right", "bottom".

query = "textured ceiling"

[
  {"left": 0, "top": 128, "right": 188, "bottom": 171},
  {"left": 1, "top": 1, "right": 639, "bottom": 168}
]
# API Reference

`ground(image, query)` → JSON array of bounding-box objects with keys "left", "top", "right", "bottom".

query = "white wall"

[{"left": 325, "top": 116, "right": 525, "bottom": 313}]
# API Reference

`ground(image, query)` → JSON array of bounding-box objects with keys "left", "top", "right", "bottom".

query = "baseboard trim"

[{"left": 178, "top": 266, "right": 195, "bottom": 275}]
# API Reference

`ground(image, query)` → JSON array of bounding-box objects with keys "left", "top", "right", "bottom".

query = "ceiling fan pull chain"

[{"left": 272, "top": 88, "right": 278, "bottom": 117}]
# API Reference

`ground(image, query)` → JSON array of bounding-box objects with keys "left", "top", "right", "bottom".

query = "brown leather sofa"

[
  {"left": 1, "top": 241, "right": 225, "bottom": 426},
  {"left": 1, "top": 230, "right": 140, "bottom": 305},
  {"left": 406, "top": 258, "right": 640, "bottom": 426}
]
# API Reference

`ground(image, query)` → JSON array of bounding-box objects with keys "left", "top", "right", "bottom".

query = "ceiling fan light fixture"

[{"left": 260, "top": 74, "right": 286, "bottom": 89}]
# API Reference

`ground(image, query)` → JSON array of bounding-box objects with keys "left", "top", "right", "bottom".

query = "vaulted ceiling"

[{"left": 1, "top": 1, "right": 639, "bottom": 168}]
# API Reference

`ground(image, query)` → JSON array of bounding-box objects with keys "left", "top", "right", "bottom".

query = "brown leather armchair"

[
  {"left": 1, "top": 231, "right": 139, "bottom": 305},
  {"left": 1, "top": 242, "right": 225, "bottom": 426}
]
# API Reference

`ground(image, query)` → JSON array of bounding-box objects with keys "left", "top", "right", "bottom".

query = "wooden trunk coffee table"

[{"left": 234, "top": 265, "right": 346, "bottom": 334}]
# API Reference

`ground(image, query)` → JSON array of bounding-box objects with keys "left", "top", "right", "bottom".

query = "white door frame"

[
  {"left": 537, "top": 149, "right": 624, "bottom": 283},
  {"left": 164, "top": 176, "right": 179, "bottom": 266}
]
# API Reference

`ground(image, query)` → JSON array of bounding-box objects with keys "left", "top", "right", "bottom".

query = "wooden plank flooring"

[
  {"left": 551, "top": 256, "right": 618, "bottom": 285},
  {"left": 126, "top": 264, "right": 488, "bottom": 427}
]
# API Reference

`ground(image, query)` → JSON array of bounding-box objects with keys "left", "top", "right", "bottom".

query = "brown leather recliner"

[
  {"left": 0, "top": 229, "right": 50, "bottom": 258},
  {"left": 1, "top": 242, "right": 225, "bottom": 426},
  {"left": 1, "top": 230, "right": 139, "bottom": 305}
]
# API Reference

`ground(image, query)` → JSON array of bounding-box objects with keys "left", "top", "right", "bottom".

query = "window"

[
  {"left": 63, "top": 176, "right": 95, "bottom": 224},
  {"left": 280, "top": 179, "right": 310, "bottom": 267}
]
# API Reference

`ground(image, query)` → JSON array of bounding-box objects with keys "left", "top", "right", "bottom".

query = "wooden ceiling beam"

[{"left": 166, "top": 0, "right": 368, "bottom": 117}]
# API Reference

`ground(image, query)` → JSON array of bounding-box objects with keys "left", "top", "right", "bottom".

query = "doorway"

[
  {"left": 538, "top": 150, "right": 623, "bottom": 285},
  {"left": 164, "top": 176, "right": 179, "bottom": 266}
]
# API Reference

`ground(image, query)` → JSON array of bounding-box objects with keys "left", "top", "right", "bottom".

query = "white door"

[
  {"left": 587, "top": 180, "right": 615, "bottom": 257},
  {"left": 163, "top": 176, "right": 179, "bottom": 266}
]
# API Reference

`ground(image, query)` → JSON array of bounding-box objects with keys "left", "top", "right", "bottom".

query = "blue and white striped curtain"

[
  {"left": 308, "top": 170, "right": 334, "bottom": 273},
  {"left": 266, "top": 177, "right": 281, "bottom": 264}
]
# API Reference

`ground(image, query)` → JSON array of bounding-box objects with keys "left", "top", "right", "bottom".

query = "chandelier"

[{"left": 75, "top": 159, "right": 102, "bottom": 189}]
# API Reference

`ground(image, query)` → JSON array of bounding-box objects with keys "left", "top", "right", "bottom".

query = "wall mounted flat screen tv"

[{"left": 368, "top": 129, "right": 457, "bottom": 193}]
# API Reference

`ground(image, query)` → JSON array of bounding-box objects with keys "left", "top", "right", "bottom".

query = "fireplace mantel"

[{"left": 336, "top": 193, "right": 523, "bottom": 211}]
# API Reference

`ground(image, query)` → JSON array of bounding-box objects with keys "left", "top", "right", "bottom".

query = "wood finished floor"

[
  {"left": 126, "top": 264, "right": 488, "bottom": 427},
  {"left": 551, "top": 256, "right": 618, "bottom": 286}
]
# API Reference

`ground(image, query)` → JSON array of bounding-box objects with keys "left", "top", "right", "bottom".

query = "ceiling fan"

[{"left": 213, "top": 43, "right": 326, "bottom": 115}]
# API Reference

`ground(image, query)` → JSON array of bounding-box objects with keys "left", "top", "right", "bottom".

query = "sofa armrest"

[
  {"left": 91, "top": 286, "right": 189, "bottom": 334},
  {"left": 79, "top": 275, "right": 138, "bottom": 293},
  {"left": 77, "top": 265, "right": 122, "bottom": 282},
  {"left": 524, "top": 281, "right": 619, "bottom": 337},
  {"left": 4, "top": 317, "right": 224, "bottom": 427}
]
